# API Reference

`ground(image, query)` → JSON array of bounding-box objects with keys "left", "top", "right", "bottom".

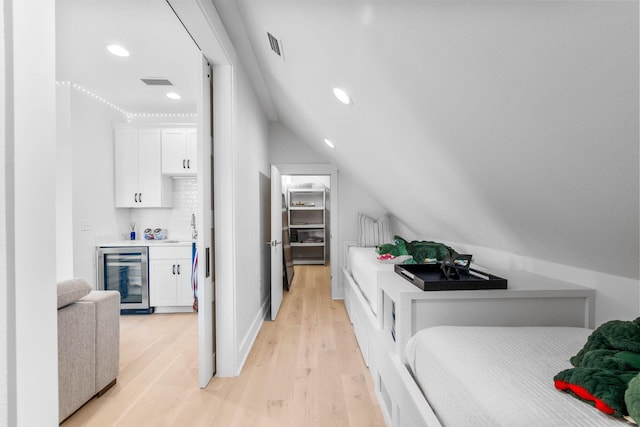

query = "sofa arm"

[
  {"left": 58, "top": 301, "right": 96, "bottom": 422},
  {"left": 79, "top": 291, "right": 120, "bottom": 392},
  {"left": 57, "top": 278, "right": 92, "bottom": 309}
]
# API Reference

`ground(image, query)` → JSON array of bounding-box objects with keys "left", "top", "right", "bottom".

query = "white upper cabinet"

[
  {"left": 114, "top": 125, "right": 173, "bottom": 208},
  {"left": 114, "top": 127, "right": 139, "bottom": 207},
  {"left": 161, "top": 128, "right": 197, "bottom": 176}
]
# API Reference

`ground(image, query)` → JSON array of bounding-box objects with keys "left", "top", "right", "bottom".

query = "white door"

[
  {"left": 161, "top": 128, "right": 188, "bottom": 175},
  {"left": 148, "top": 259, "right": 177, "bottom": 307},
  {"left": 270, "top": 165, "right": 283, "bottom": 320},
  {"left": 176, "top": 258, "right": 195, "bottom": 306},
  {"left": 114, "top": 127, "right": 139, "bottom": 207},
  {"left": 137, "top": 128, "right": 162, "bottom": 206},
  {"left": 197, "top": 55, "right": 215, "bottom": 387}
]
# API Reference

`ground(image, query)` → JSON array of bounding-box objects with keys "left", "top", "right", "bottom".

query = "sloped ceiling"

[{"left": 214, "top": 0, "right": 639, "bottom": 279}]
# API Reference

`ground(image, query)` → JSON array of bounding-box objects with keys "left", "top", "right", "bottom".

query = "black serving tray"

[{"left": 394, "top": 263, "right": 507, "bottom": 291}]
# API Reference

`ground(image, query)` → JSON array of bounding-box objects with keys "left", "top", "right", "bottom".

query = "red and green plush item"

[
  {"left": 625, "top": 373, "right": 640, "bottom": 423},
  {"left": 376, "top": 237, "right": 410, "bottom": 258},
  {"left": 376, "top": 236, "right": 457, "bottom": 264},
  {"left": 554, "top": 317, "right": 640, "bottom": 421}
]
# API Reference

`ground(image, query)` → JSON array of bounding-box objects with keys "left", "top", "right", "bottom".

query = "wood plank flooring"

[{"left": 63, "top": 265, "right": 384, "bottom": 426}]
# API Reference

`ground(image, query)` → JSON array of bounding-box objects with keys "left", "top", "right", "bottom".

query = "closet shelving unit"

[{"left": 287, "top": 187, "right": 327, "bottom": 265}]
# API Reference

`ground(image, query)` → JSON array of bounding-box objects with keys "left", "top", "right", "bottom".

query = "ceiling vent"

[
  {"left": 267, "top": 32, "right": 284, "bottom": 60},
  {"left": 141, "top": 78, "right": 173, "bottom": 86}
]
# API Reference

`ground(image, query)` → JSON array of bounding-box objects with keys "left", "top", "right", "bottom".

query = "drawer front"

[{"left": 149, "top": 245, "right": 191, "bottom": 260}]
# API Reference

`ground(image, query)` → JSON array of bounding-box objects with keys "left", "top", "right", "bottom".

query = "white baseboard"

[{"left": 236, "top": 295, "right": 270, "bottom": 375}]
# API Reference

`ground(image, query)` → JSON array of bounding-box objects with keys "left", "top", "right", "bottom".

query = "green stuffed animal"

[
  {"left": 555, "top": 317, "right": 640, "bottom": 419},
  {"left": 375, "top": 237, "right": 409, "bottom": 257},
  {"left": 625, "top": 373, "right": 640, "bottom": 423},
  {"left": 394, "top": 236, "right": 457, "bottom": 264},
  {"left": 376, "top": 236, "right": 457, "bottom": 264}
]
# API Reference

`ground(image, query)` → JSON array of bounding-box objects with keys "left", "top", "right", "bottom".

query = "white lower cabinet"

[{"left": 149, "top": 246, "right": 193, "bottom": 310}]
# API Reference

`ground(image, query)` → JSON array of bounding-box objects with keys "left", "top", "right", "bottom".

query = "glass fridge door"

[{"left": 99, "top": 247, "right": 149, "bottom": 308}]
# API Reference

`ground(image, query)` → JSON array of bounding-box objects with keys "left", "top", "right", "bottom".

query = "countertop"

[{"left": 98, "top": 239, "right": 195, "bottom": 247}]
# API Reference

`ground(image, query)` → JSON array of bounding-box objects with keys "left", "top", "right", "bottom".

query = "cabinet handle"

[
  {"left": 139, "top": 193, "right": 142, "bottom": 203},
  {"left": 187, "top": 159, "right": 190, "bottom": 169},
  {"left": 177, "top": 264, "right": 181, "bottom": 275},
  {"left": 183, "top": 159, "right": 186, "bottom": 169},
  {"left": 172, "top": 264, "right": 176, "bottom": 275},
  {"left": 134, "top": 193, "right": 138, "bottom": 203}
]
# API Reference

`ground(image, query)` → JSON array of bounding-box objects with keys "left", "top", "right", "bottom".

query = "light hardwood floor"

[{"left": 63, "top": 265, "right": 385, "bottom": 426}]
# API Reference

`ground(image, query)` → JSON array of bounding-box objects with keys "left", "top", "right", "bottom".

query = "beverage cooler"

[{"left": 97, "top": 246, "right": 153, "bottom": 314}]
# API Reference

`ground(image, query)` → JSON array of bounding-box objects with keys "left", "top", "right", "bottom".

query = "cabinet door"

[
  {"left": 161, "top": 129, "right": 187, "bottom": 175},
  {"left": 175, "top": 259, "right": 194, "bottom": 306},
  {"left": 137, "top": 128, "right": 163, "bottom": 207},
  {"left": 114, "top": 128, "right": 139, "bottom": 207},
  {"left": 186, "top": 128, "right": 197, "bottom": 174},
  {"left": 149, "top": 259, "right": 178, "bottom": 306}
]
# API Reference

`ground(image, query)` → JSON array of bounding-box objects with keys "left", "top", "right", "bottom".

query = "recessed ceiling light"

[
  {"left": 324, "top": 139, "right": 335, "bottom": 149},
  {"left": 106, "top": 44, "right": 130, "bottom": 57},
  {"left": 166, "top": 92, "right": 181, "bottom": 100},
  {"left": 332, "top": 87, "right": 353, "bottom": 106}
]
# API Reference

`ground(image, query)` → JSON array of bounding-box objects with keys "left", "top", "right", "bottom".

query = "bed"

[
  {"left": 374, "top": 269, "right": 599, "bottom": 426},
  {"left": 397, "top": 325, "right": 630, "bottom": 427},
  {"left": 345, "top": 245, "right": 394, "bottom": 316},
  {"left": 341, "top": 218, "right": 606, "bottom": 426},
  {"left": 342, "top": 244, "right": 394, "bottom": 366}
]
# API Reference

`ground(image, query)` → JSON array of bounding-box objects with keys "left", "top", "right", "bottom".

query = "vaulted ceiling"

[{"left": 214, "top": 0, "right": 639, "bottom": 279}]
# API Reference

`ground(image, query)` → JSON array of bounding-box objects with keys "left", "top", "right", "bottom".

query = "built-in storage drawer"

[{"left": 148, "top": 246, "right": 190, "bottom": 260}]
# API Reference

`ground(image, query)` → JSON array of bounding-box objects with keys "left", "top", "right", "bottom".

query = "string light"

[{"left": 56, "top": 81, "right": 197, "bottom": 123}]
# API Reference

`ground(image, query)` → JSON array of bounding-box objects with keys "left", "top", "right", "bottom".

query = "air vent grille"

[
  {"left": 141, "top": 78, "right": 173, "bottom": 86},
  {"left": 267, "top": 32, "right": 284, "bottom": 60}
]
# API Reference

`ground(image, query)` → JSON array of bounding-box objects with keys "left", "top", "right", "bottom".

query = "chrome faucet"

[{"left": 191, "top": 213, "right": 198, "bottom": 240}]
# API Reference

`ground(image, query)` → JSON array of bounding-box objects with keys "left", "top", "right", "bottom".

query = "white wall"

[
  {"left": 0, "top": 0, "right": 9, "bottom": 422},
  {"left": 8, "top": 0, "right": 59, "bottom": 424},
  {"left": 270, "top": 121, "right": 328, "bottom": 163},
  {"left": 70, "top": 93, "right": 129, "bottom": 284},
  {"left": 432, "top": 239, "right": 639, "bottom": 327},
  {"left": 233, "top": 63, "right": 271, "bottom": 367},
  {"left": 55, "top": 84, "right": 130, "bottom": 285},
  {"left": 56, "top": 85, "right": 74, "bottom": 279}
]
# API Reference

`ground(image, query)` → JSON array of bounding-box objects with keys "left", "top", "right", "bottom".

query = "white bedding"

[
  {"left": 406, "top": 326, "right": 627, "bottom": 426},
  {"left": 348, "top": 246, "right": 395, "bottom": 315}
]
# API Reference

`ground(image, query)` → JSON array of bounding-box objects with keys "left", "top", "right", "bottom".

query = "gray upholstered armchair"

[{"left": 57, "top": 279, "right": 120, "bottom": 422}]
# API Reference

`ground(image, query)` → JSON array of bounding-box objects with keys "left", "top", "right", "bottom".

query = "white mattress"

[
  {"left": 348, "top": 246, "right": 395, "bottom": 315},
  {"left": 405, "top": 326, "right": 627, "bottom": 426}
]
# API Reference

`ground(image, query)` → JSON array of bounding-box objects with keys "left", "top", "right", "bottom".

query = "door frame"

[
  {"left": 167, "top": 0, "right": 236, "bottom": 378},
  {"left": 275, "top": 164, "right": 339, "bottom": 299}
]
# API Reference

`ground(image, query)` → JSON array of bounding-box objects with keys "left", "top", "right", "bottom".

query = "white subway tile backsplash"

[{"left": 129, "top": 177, "right": 198, "bottom": 241}]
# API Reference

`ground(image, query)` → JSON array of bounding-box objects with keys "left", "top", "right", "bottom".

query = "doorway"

[
  {"left": 282, "top": 175, "right": 331, "bottom": 268},
  {"left": 55, "top": 0, "right": 215, "bottom": 392},
  {"left": 275, "top": 164, "right": 339, "bottom": 299}
]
